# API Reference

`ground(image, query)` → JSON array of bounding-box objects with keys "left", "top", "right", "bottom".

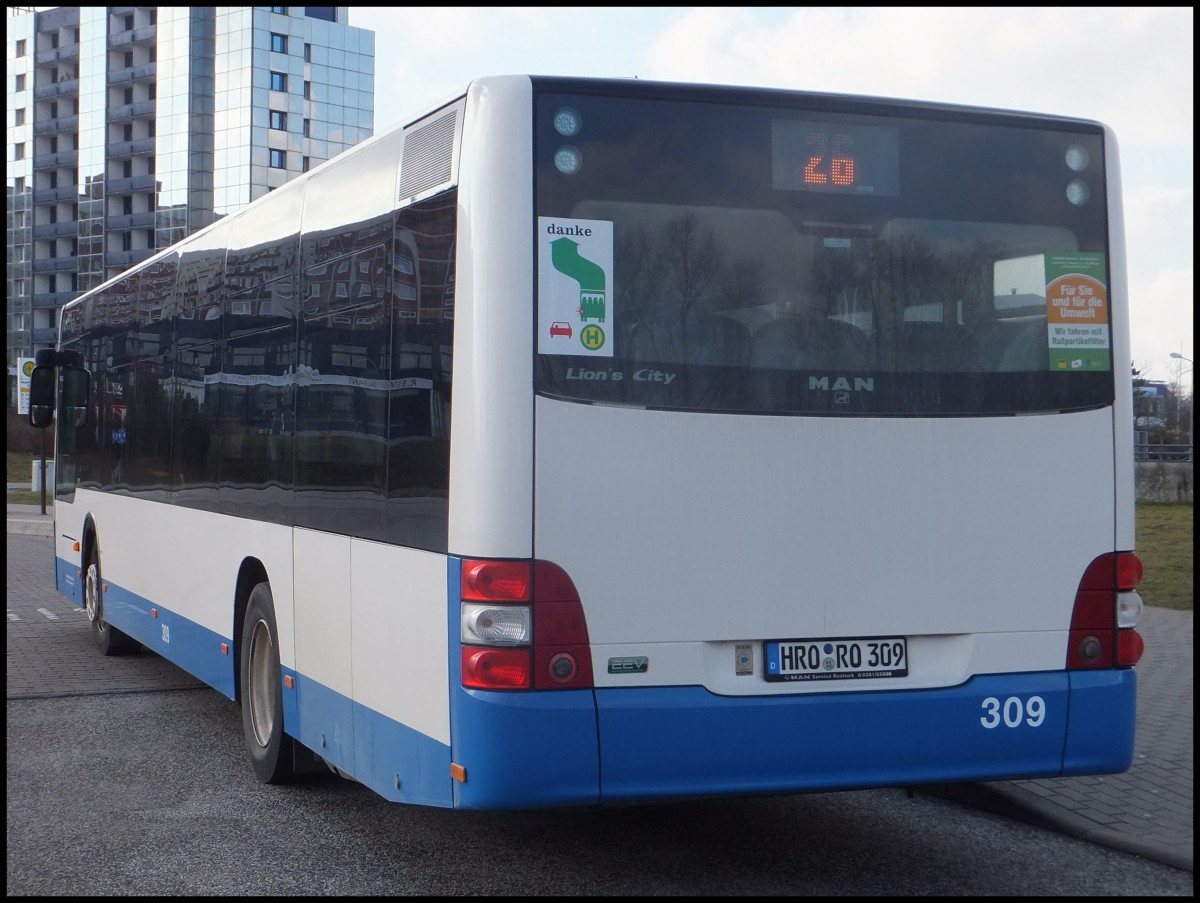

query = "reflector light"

[
  {"left": 1077, "top": 635, "right": 1103, "bottom": 663},
  {"left": 547, "top": 652, "right": 577, "bottom": 684}
]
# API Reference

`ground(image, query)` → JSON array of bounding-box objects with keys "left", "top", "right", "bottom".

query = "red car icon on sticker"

[{"left": 550, "top": 321, "right": 573, "bottom": 338}]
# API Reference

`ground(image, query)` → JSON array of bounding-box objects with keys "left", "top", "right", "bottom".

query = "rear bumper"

[
  {"left": 595, "top": 669, "right": 1135, "bottom": 803},
  {"left": 450, "top": 668, "right": 1135, "bottom": 809}
]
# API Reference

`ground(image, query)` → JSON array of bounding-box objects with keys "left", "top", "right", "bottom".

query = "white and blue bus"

[{"left": 28, "top": 75, "right": 1146, "bottom": 810}]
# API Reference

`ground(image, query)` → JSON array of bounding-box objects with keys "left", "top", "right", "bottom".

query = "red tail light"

[
  {"left": 1067, "top": 552, "right": 1145, "bottom": 669},
  {"left": 459, "top": 558, "right": 593, "bottom": 691},
  {"left": 462, "top": 560, "right": 531, "bottom": 601},
  {"left": 462, "top": 648, "right": 532, "bottom": 689}
]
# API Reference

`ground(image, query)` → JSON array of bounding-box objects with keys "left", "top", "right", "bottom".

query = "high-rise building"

[{"left": 6, "top": 5, "right": 374, "bottom": 384}]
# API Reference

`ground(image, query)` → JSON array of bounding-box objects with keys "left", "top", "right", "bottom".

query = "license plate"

[{"left": 763, "top": 636, "right": 908, "bottom": 682}]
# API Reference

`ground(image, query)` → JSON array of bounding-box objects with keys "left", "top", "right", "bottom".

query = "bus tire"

[
  {"left": 240, "top": 582, "right": 298, "bottom": 784},
  {"left": 83, "top": 540, "right": 139, "bottom": 656}
]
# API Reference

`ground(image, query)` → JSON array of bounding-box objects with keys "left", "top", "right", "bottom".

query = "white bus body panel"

[
  {"left": 293, "top": 529, "right": 451, "bottom": 747},
  {"left": 51, "top": 499, "right": 453, "bottom": 750},
  {"left": 1103, "top": 123, "right": 1136, "bottom": 553},
  {"left": 448, "top": 76, "right": 536, "bottom": 559},
  {"left": 52, "top": 490, "right": 297, "bottom": 660},
  {"left": 293, "top": 529, "right": 353, "bottom": 702},
  {"left": 349, "top": 539, "right": 451, "bottom": 746},
  {"left": 533, "top": 398, "right": 1117, "bottom": 692}
]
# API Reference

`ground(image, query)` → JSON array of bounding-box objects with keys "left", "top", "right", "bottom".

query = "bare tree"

[{"left": 661, "top": 213, "right": 721, "bottom": 362}]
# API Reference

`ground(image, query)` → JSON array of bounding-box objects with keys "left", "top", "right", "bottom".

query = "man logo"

[{"left": 808, "top": 375, "right": 875, "bottom": 392}]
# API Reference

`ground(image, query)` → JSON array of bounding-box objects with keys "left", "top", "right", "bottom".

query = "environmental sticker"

[
  {"left": 538, "top": 217, "right": 614, "bottom": 358},
  {"left": 1045, "top": 252, "right": 1111, "bottom": 371}
]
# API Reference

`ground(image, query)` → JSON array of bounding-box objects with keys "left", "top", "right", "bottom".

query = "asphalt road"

[
  {"left": 6, "top": 528, "right": 1193, "bottom": 895},
  {"left": 6, "top": 689, "right": 1194, "bottom": 896}
]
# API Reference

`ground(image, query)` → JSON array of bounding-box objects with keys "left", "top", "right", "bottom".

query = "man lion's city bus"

[{"left": 27, "top": 75, "right": 1146, "bottom": 810}]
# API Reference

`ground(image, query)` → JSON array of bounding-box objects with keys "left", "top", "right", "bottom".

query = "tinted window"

[{"left": 534, "top": 87, "right": 1113, "bottom": 416}]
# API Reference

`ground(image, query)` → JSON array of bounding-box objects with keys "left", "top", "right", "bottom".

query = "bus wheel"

[
  {"left": 83, "top": 542, "right": 139, "bottom": 656},
  {"left": 240, "top": 582, "right": 298, "bottom": 784}
]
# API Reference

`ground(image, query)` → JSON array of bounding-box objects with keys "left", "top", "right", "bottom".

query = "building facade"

[{"left": 7, "top": 5, "right": 374, "bottom": 384}]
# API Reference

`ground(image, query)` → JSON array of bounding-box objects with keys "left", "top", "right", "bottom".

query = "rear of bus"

[{"left": 447, "top": 76, "right": 1143, "bottom": 808}]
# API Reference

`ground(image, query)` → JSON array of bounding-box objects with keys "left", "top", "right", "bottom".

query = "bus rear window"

[{"left": 534, "top": 90, "right": 1114, "bottom": 416}]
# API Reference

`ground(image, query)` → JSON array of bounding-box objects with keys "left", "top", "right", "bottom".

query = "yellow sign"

[{"left": 580, "top": 324, "right": 606, "bottom": 352}]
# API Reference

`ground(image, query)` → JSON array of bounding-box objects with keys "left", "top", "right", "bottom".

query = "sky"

[{"left": 346, "top": 6, "right": 1193, "bottom": 386}]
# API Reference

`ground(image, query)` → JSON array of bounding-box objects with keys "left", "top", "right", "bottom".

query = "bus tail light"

[
  {"left": 462, "top": 647, "right": 532, "bottom": 689},
  {"left": 1067, "top": 552, "right": 1145, "bottom": 669},
  {"left": 459, "top": 558, "right": 594, "bottom": 691}
]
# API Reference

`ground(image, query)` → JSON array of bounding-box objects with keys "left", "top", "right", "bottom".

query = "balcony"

[
  {"left": 32, "top": 256, "right": 79, "bottom": 274},
  {"left": 33, "top": 221, "right": 78, "bottom": 240},
  {"left": 104, "top": 247, "right": 155, "bottom": 269},
  {"left": 33, "top": 291, "right": 77, "bottom": 309},
  {"left": 33, "top": 115, "right": 79, "bottom": 136},
  {"left": 32, "top": 78, "right": 79, "bottom": 100},
  {"left": 106, "top": 211, "right": 155, "bottom": 230},
  {"left": 107, "top": 137, "right": 156, "bottom": 158},
  {"left": 105, "top": 174, "right": 157, "bottom": 194},
  {"left": 32, "top": 185, "right": 81, "bottom": 205},
  {"left": 34, "top": 44, "right": 80, "bottom": 66},
  {"left": 32, "top": 150, "right": 79, "bottom": 170},
  {"left": 106, "top": 99, "right": 156, "bottom": 123},
  {"left": 107, "top": 23, "right": 157, "bottom": 49},
  {"left": 108, "top": 62, "right": 158, "bottom": 84}
]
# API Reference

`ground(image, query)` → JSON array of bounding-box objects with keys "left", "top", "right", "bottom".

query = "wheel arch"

[
  {"left": 80, "top": 513, "right": 99, "bottom": 569},
  {"left": 233, "top": 557, "right": 270, "bottom": 706}
]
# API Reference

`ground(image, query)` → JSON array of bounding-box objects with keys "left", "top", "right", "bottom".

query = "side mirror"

[
  {"left": 62, "top": 366, "right": 91, "bottom": 429},
  {"left": 28, "top": 366, "right": 57, "bottom": 429},
  {"left": 26, "top": 360, "right": 91, "bottom": 430}
]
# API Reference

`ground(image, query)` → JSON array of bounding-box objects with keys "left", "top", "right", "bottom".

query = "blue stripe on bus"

[
  {"left": 68, "top": 556, "right": 456, "bottom": 807},
  {"left": 55, "top": 556, "right": 83, "bottom": 607},
  {"left": 449, "top": 686, "right": 602, "bottom": 809},
  {"left": 62, "top": 559, "right": 236, "bottom": 698},
  {"left": 60, "top": 555, "right": 1136, "bottom": 810},
  {"left": 445, "top": 555, "right": 603, "bottom": 809},
  {"left": 590, "top": 671, "right": 1135, "bottom": 803},
  {"left": 1063, "top": 668, "right": 1139, "bottom": 775},
  {"left": 285, "top": 672, "right": 454, "bottom": 808},
  {"left": 445, "top": 670, "right": 1133, "bottom": 809}
]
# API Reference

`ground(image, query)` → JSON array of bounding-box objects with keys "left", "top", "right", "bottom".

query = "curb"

[{"left": 925, "top": 782, "right": 1193, "bottom": 873}]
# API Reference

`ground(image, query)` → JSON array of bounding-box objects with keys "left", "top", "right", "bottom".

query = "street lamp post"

[{"left": 1170, "top": 352, "right": 1193, "bottom": 461}]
